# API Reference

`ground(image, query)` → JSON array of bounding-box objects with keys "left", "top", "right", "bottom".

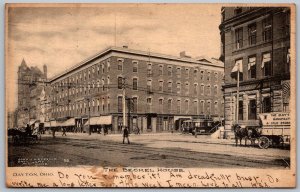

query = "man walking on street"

[
  {"left": 62, "top": 127, "right": 67, "bottom": 136},
  {"left": 123, "top": 126, "right": 130, "bottom": 144}
]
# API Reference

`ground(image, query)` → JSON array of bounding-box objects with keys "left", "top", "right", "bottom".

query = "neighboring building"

[
  {"left": 17, "top": 59, "right": 48, "bottom": 127},
  {"left": 7, "top": 111, "right": 16, "bottom": 129},
  {"left": 219, "top": 7, "right": 291, "bottom": 131},
  {"left": 49, "top": 46, "right": 224, "bottom": 133}
]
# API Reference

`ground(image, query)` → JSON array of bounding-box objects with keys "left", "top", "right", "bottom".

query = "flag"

[
  {"left": 231, "top": 59, "right": 243, "bottom": 73},
  {"left": 248, "top": 57, "right": 256, "bottom": 70},
  {"left": 261, "top": 53, "right": 271, "bottom": 68},
  {"left": 287, "top": 48, "right": 290, "bottom": 63}
]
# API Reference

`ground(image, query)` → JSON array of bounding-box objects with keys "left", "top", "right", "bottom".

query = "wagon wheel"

[{"left": 258, "top": 136, "right": 270, "bottom": 149}]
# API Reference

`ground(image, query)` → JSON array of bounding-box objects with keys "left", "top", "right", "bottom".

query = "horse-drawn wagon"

[
  {"left": 8, "top": 123, "right": 42, "bottom": 144},
  {"left": 257, "top": 112, "right": 290, "bottom": 149},
  {"left": 233, "top": 112, "right": 291, "bottom": 149}
]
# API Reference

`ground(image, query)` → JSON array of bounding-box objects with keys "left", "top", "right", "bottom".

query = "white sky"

[{"left": 7, "top": 4, "right": 222, "bottom": 111}]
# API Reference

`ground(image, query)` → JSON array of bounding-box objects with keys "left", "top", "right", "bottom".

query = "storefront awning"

[
  {"left": 57, "top": 118, "right": 75, "bottom": 127},
  {"left": 44, "top": 122, "right": 51, "bottom": 127},
  {"left": 85, "top": 116, "right": 112, "bottom": 126},
  {"left": 29, "top": 119, "right": 38, "bottom": 125}
]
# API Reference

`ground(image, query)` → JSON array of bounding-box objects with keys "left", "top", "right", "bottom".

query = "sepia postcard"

[{"left": 5, "top": 3, "right": 296, "bottom": 188}]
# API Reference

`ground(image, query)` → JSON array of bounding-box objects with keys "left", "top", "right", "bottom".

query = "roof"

[{"left": 50, "top": 46, "right": 224, "bottom": 82}]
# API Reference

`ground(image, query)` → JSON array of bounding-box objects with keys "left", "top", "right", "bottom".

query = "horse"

[
  {"left": 233, "top": 124, "right": 250, "bottom": 146},
  {"left": 233, "top": 124, "right": 261, "bottom": 147}
]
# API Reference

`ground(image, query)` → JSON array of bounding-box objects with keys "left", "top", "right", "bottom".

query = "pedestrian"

[
  {"left": 136, "top": 126, "right": 140, "bottom": 135},
  {"left": 52, "top": 127, "right": 56, "bottom": 138},
  {"left": 62, "top": 127, "right": 67, "bottom": 136},
  {"left": 123, "top": 126, "right": 130, "bottom": 144}
]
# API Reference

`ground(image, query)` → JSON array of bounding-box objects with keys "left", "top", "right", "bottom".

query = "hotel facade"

[{"left": 49, "top": 46, "right": 224, "bottom": 133}]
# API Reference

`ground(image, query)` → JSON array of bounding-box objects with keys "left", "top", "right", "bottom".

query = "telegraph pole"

[{"left": 122, "top": 77, "right": 126, "bottom": 130}]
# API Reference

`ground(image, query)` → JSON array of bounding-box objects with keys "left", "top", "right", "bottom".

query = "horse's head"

[{"left": 232, "top": 124, "right": 241, "bottom": 132}]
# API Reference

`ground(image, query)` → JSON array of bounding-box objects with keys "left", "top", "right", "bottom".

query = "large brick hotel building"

[{"left": 48, "top": 46, "right": 224, "bottom": 133}]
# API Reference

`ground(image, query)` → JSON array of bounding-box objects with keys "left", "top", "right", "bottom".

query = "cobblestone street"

[{"left": 8, "top": 132, "right": 290, "bottom": 168}]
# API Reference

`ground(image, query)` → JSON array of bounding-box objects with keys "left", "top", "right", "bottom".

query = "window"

[
  {"left": 185, "top": 82, "right": 189, "bottom": 94},
  {"left": 234, "top": 7, "right": 242, "bottom": 15},
  {"left": 167, "top": 99, "right": 172, "bottom": 113},
  {"left": 147, "top": 97, "right": 152, "bottom": 112},
  {"left": 176, "top": 67, "right": 181, "bottom": 78},
  {"left": 102, "top": 79, "right": 105, "bottom": 91},
  {"left": 167, "top": 66, "right": 172, "bottom": 76},
  {"left": 207, "top": 101, "right": 211, "bottom": 114},
  {"left": 214, "top": 101, "right": 218, "bottom": 115},
  {"left": 193, "top": 83, "right": 198, "bottom": 94},
  {"left": 97, "top": 80, "right": 100, "bottom": 92},
  {"left": 107, "top": 60, "right": 110, "bottom": 72},
  {"left": 102, "top": 98, "right": 105, "bottom": 112},
  {"left": 214, "top": 85, "right": 218, "bottom": 95},
  {"left": 248, "top": 56, "right": 256, "bottom": 79},
  {"left": 263, "top": 17, "right": 272, "bottom": 41},
  {"left": 200, "top": 101, "right": 205, "bottom": 114},
  {"left": 248, "top": 23, "right": 257, "bottom": 45},
  {"left": 206, "top": 85, "right": 211, "bottom": 95},
  {"left": 118, "top": 77, "right": 123, "bottom": 89},
  {"left": 262, "top": 97, "right": 271, "bottom": 113},
  {"left": 207, "top": 71, "right": 211, "bottom": 81},
  {"left": 118, "top": 96, "right": 122, "bottom": 112},
  {"left": 193, "top": 69, "right": 198, "bottom": 79},
  {"left": 88, "top": 70, "right": 91, "bottom": 79},
  {"left": 147, "top": 80, "right": 152, "bottom": 93},
  {"left": 214, "top": 72, "right": 218, "bottom": 81},
  {"left": 159, "top": 65, "right": 163, "bottom": 76},
  {"left": 193, "top": 101, "right": 198, "bottom": 114},
  {"left": 200, "top": 84, "right": 204, "bottom": 95},
  {"left": 238, "top": 100, "right": 243, "bottom": 120},
  {"left": 176, "top": 82, "right": 181, "bottom": 94},
  {"left": 200, "top": 71, "right": 204, "bottom": 80},
  {"left": 262, "top": 53, "right": 272, "bottom": 76},
  {"left": 118, "top": 59, "right": 123, "bottom": 71},
  {"left": 248, "top": 99, "right": 256, "bottom": 120},
  {"left": 107, "top": 76, "right": 110, "bottom": 91},
  {"left": 159, "top": 81, "right": 163, "bottom": 92},
  {"left": 97, "top": 99, "right": 100, "bottom": 111},
  {"left": 97, "top": 65, "right": 100, "bottom": 74},
  {"left": 185, "top": 100, "right": 189, "bottom": 114},
  {"left": 101, "top": 63, "right": 105, "bottom": 73},
  {"left": 159, "top": 99, "right": 163, "bottom": 113},
  {"left": 147, "top": 63, "right": 152, "bottom": 77},
  {"left": 133, "top": 78, "right": 138, "bottom": 90},
  {"left": 185, "top": 68, "right": 189, "bottom": 78},
  {"left": 235, "top": 27, "right": 243, "bottom": 49},
  {"left": 177, "top": 99, "right": 181, "bottom": 114},
  {"left": 234, "top": 59, "right": 244, "bottom": 81},
  {"left": 132, "top": 97, "right": 137, "bottom": 113},
  {"left": 107, "top": 97, "right": 110, "bottom": 112},
  {"left": 133, "top": 61, "right": 138, "bottom": 72},
  {"left": 167, "top": 82, "right": 172, "bottom": 92}
]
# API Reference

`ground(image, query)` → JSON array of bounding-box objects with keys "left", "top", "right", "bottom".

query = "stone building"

[
  {"left": 17, "top": 59, "right": 48, "bottom": 127},
  {"left": 219, "top": 7, "right": 291, "bottom": 131},
  {"left": 49, "top": 46, "right": 224, "bottom": 133}
]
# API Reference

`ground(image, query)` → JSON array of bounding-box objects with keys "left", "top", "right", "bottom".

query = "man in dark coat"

[{"left": 123, "top": 127, "right": 130, "bottom": 144}]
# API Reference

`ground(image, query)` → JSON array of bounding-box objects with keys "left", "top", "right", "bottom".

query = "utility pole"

[
  {"left": 122, "top": 77, "right": 126, "bottom": 130},
  {"left": 88, "top": 98, "right": 91, "bottom": 135}
]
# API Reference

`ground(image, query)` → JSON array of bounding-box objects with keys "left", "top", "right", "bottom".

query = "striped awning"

[{"left": 282, "top": 81, "right": 290, "bottom": 103}]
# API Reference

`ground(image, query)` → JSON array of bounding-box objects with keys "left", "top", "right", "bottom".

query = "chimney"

[
  {"left": 180, "top": 51, "right": 191, "bottom": 58},
  {"left": 43, "top": 64, "right": 47, "bottom": 79}
]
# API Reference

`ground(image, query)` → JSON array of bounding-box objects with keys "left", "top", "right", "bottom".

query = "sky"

[{"left": 6, "top": 4, "right": 222, "bottom": 111}]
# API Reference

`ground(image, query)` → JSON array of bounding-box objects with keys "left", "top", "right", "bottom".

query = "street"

[{"left": 8, "top": 133, "right": 290, "bottom": 168}]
